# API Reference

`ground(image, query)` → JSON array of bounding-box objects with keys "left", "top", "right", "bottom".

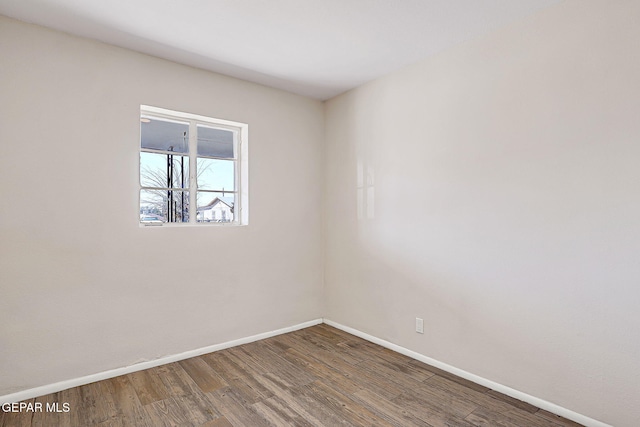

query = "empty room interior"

[{"left": 0, "top": 1, "right": 638, "bottom": 426}]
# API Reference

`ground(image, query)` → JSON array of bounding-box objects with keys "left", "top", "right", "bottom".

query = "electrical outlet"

[{"left": 416, "top": 317, "right": 424, "bottom": 334}]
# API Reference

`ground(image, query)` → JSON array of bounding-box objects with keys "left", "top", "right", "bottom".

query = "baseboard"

[
  {"left": 1, "top": 317, "right": 612, "bottom": 427},
  {"left": 0, "top": 318, "right": 323, "bottom": 405},
  {"left": 323, "top": 319, "right": 611, "bottom": 427}
]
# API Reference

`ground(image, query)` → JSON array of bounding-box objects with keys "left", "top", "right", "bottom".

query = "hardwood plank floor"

[{"left": 0, "top": 324, "right": 583, "bottom": 426}]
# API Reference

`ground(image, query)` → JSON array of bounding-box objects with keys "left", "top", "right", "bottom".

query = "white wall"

[
  {"left": 0, "top": 16, "right": 324, "bottom": 395},
  {"left": 324, "top": 1, "right": 640, "bottom": 426}
]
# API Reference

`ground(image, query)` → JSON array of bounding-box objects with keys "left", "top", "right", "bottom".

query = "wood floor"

[{"left": 1, "top": 324, "right": 583, "bottom": 427}]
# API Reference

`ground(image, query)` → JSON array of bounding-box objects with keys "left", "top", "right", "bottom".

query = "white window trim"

[{"left": 140, "top": 105, "right": 249, "bottom": 226}]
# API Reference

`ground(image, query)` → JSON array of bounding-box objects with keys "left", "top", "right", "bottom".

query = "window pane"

[
  {"left": 140, "top": 189, "right": 165, "bottom": 221},
  {"left": 197, "top": 158, "right": 234, "bottom": 191},
  {"left": 197, "top": 192, "right": 235, "bottom": 223},
  {"left": 140, "top": 152, "right": 189, "bottom": 189},
  {"left": 140, "top": 189, "right": 189, "bottom": 223},
  {"left": 141, "top": 116, "right": 189, "bottom": 154},
  {"left": 197, "top": 124, "right": 234, "bottom": 159}
]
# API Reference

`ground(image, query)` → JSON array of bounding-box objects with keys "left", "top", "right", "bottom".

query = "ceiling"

[{"left": 0, "top": 0, "right": 562, "bottom": 100}]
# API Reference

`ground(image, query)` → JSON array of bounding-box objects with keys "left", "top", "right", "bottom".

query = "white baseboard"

[
  {"left": 323, "top": 319, "right": 611, "bottom": 427},
  {"left": 0, "top": 317, "right": 612, "bottom": 427},
  {"left": 0, "top": 318, "right": 323, "bottom": 405}
]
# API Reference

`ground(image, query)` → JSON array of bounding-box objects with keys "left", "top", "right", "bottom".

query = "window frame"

[{"left": 139, "top": 105, "right": 249, "bottom": 226}]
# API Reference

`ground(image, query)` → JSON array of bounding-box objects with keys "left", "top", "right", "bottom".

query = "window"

[{"left": 139, "top": 106, "right": 248, "bottom": 226}]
